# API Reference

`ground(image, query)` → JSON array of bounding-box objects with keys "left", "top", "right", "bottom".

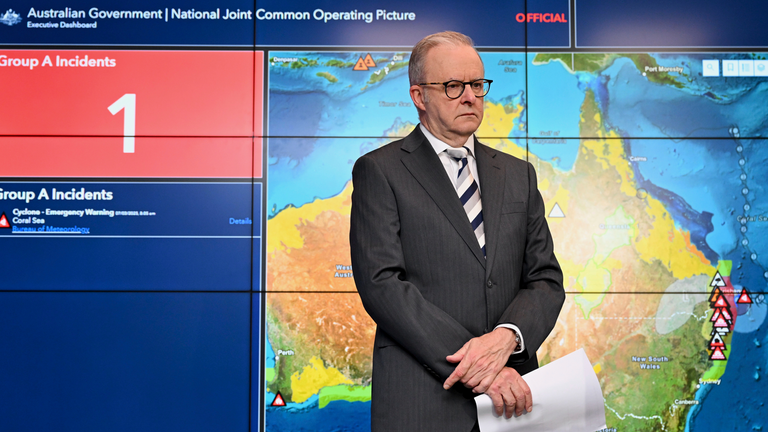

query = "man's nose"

[{"left": 459, "top": 83, "right": 477, "bottom": 104}]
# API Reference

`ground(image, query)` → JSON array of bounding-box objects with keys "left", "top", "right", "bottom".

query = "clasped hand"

[{"left": 443, "top": 328, "right": 532, "bottom": 417}]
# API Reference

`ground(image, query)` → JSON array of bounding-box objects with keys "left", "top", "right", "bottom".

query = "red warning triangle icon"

[
  {"left": 713, "top": 316, "right": 729, "bottom": 328},
  {"left": 710, "top": 309, "right": 721, "bottom": 322},
  {"left": 709, "top": 346, "right": 726, "bottom": 361},
  {"left": 708, "top": 287, "right": 723, "bottom": 303},
  {"left": 0, "top": 212, "right": 9, "bottom": 228},
  {"left": 353, "top": 57, "right": 369, "bottom": 71},
  {"left": 714, "top": 296, "right": 728, "bottom": 308},
  {"left": 271, "top": 392, "right": 286, "bottom": 407},
  {"left": 720, "top": 307, "right": 732, "bottom": 321},
  {"left": 363, "top": 53, "right": 377, "bottom": 67},
  {"left": 737, "top": 288, "right": 753, "bottom": 304}
]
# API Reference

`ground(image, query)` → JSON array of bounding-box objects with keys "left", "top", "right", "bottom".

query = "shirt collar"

[{"left": 420, "top": 124, "right": 476, "bottom": 158}]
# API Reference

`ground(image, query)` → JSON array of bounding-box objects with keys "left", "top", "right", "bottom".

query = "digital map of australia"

[{"left": 263, "top": 51, "right": 767, "bottom": 431}]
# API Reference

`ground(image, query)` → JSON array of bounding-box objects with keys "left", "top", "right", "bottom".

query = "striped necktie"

[{"left": 445, "top": 146, "right": 486, "bottom": 257}]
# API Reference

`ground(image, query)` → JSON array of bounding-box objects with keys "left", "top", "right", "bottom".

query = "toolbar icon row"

[{"left": 703, "top": 59, "right": 768, "bottom": 77}]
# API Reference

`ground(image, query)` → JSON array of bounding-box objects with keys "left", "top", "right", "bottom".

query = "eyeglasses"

[{"left": 418, "top": 79, "right": 493, "bottom": 99}]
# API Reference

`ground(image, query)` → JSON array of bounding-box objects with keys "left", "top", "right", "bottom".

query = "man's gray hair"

[{"left": 408, "top": 31, "right": 478, "bottom": 86}]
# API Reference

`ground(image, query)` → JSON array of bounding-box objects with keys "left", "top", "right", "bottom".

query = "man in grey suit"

[{"left": 350, "top": 31, "right": 565, "bottom": 432}]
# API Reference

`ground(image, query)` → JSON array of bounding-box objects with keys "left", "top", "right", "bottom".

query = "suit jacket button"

[{"left": 487, "top": 280, "right": 493, "bottom": 288}]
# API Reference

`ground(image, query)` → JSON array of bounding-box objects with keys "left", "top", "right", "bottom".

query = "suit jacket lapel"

[
  {"left": 475, "top": 140, "right": 505, "bottom": 277},
  {"left": 400, "top": 127, "right": 486, "bottom": 268}
]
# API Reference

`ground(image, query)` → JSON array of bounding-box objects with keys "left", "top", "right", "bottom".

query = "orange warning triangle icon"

[
  {"left": 708, "top": 287, "right": 723, "bottom": 303},
  {"left": 363, "top": 53, "right": 376, "bottom": 67},
  {"left": 271, "top": 392, "right": 286, "bottom": 407},
  {"left": 737, "top": 288, "right": 753, "bottom": 304},
  {"left": 0, "top": 212, "right": 9, "bottom": 228},
  {"left": 709, "top": 346, "right": 726, "bottom": 361},
  {"left": 353, "top": 57, "right": 369, "bottom": 71}
]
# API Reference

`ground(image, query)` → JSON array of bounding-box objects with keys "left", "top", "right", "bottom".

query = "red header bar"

[
  {"left": 0, "top": 137, "right": 262, "bottom": 178},
  {"left": 0, "top": 50, "right": 261, "bottom": 137}
]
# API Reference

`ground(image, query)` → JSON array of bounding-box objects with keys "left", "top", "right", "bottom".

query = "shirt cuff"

[{"left": 494, "top": 324, "right": 525, "bottom": 354}]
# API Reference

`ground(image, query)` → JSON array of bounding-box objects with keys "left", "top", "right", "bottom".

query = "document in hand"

[{"left": 475, "top": 348, "right": 607, "bottom": 432}]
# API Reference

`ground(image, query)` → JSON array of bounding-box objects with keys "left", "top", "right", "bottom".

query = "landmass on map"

[
  {"left": 534, "top": 89, "right": 718, "bottom": 431},
  {"left": 264, "top": 52, "right": 737, "bottom": 432},
  {"left": 367, "top": 61, "right": 408, "bottom": 84},
  {"left": 316, "top": 72, "right": 338, "bottom": 83},
  {"left": 533, "top": 53, "right": 684, "bottom": 88}
]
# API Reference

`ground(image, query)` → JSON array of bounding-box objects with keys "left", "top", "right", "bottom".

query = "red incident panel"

[
  {"left": 0, "top": 137, "right": 254, "bottom": 178},
  {"left": 0, "top": 50, "right": 254, "bottom": 137},
  {"left": 254, "top": 51, "right": 264, "bottom": 179}
]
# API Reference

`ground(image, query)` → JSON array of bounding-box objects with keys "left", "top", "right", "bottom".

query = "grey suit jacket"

[{"left": 350, "top": 126, "right": 565, "bottom": 432}]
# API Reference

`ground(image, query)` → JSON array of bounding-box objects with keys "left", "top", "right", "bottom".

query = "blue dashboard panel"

[
  {"left": 254, "top": 0, "right": 570, "bottom": 47},
  {"left": 0, "top": 0, "right": 254, "bottom": 46},
  {"left": 0, "top": 292, "right": 252, "bottom": 432},
  {"left": 0, "top": 182, "right": 259, "bottom": 290},
  {"left": 575, "top": 0, "right": 768, "bottom": 47}
]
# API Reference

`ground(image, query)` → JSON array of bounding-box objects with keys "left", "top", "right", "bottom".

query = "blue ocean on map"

[
  {"left": 266, "top": 400, "right": 371, "bottom": 432},
  {"left": 481, "top": 52, "right": 526, "bottom": 136},
  {"left": 268, "top": 52, "right": 414, "bottom": 215},
  {"left": 599, "top": 55, "right": 768, "bottom": 274},
  {"left": 627, "top": 137, "right": 742, "bottom": 257},
  {"left": 519, "top": 52, "right": 768, "bottom": 276},
  {"left": 603, "top": 55, "right": 768, "bottom": 139},
  {"left": 267, "top": 52, "right": 531, "bottom": 215},
  {"left": 527, "top": 53, "right": 584, "bottom": 170},
  {"left": 688, "top": 301, "right": 768, "bottom": 432},
  {"left": 264, "top": 335, "right": 371, "bottom": 431}
]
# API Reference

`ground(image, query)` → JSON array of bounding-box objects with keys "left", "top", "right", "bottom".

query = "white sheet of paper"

[{"left": 474, "top": 348, "right": 607, "bottom": 432}]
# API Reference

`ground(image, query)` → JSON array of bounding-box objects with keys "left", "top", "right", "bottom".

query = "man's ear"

[{"left": 410, "top": 84, "right": 427, "bottom": 111}]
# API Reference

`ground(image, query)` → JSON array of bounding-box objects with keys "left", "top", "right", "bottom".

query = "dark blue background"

[
  {"left": 1, "top": 237, "right": 254, "bottom": 290},
  {"left": 576, "top": 0, "right": 768, "bottom": 47},
  {"left": 0, "top": 0, "right": 254, "bottom": 46},
  {"left": 255, "top": 0, "right": 569, "bottom": 47},
  {"left": 6, "top": 0, "right": 767, "bottom": 48},
  {"left": 0, "top": 0, "right": 571, "bottom": 47},
  {"left": 0, "top": 292, "right": 253, "bottom": 432}
]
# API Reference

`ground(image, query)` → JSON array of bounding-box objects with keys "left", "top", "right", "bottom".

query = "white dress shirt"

[{"left": 419, "top": 124, "right": 525, "bottom": 354}]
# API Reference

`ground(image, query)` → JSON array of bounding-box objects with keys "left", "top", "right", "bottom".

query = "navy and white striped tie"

[{"left": 446, "top": 146, "right": 485, "bottom": 257}]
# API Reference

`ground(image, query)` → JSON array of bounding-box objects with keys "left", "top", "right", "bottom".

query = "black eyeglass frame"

[{"left": 418, "top": 79, "right": 493, "bottom": 99}]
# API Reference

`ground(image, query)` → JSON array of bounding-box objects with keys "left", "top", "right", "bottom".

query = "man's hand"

[
  {"left": 443, "top": 327, "right": 517, "bottom": 393},
  {"left": 486, "top": 367, "right": 532, "bottom": 418}
]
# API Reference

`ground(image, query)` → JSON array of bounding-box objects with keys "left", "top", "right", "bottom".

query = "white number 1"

[{"left": 108, "top": 94, "right": 136, "bottom": 153}]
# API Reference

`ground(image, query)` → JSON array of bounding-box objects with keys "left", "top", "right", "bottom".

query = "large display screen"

[{"left": 1, "top": 1, "right": 766, "bottom": 431}]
